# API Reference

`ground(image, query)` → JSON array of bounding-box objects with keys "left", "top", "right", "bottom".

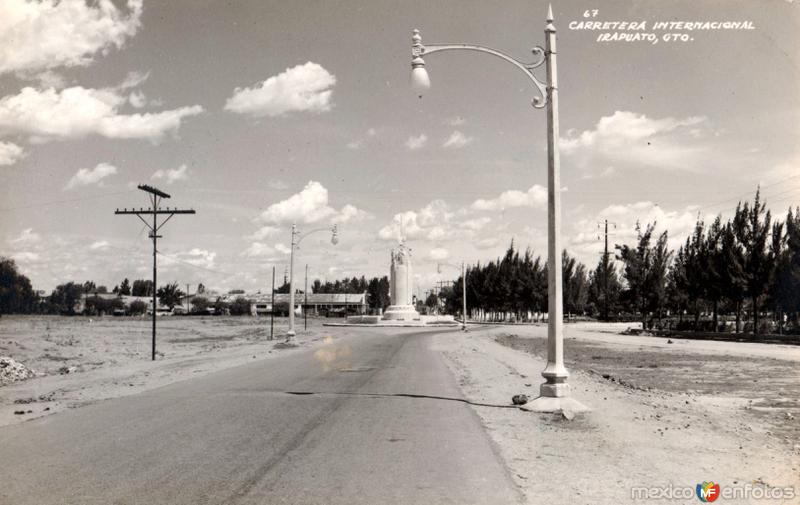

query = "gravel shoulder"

[{"left": 434, "top": 323, "right": 800, "bottom": 505}]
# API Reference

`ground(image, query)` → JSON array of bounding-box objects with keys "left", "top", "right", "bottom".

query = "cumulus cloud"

[
  {"left": 65, "top": 162, "right": 117, "bottom": 189},
  {"left": 568, "top": 201, "right": 703, "bottom": 266},
  {"left": 90, "top": 241, "right": 110, "bottom": 250},
  {"left": 428, "top": 247, "right": 450, "bottom": 261},
  {"left": 151, "top": 164, "right": 188, "bottom": 184},
  {"left": 0, "top": 0, "right": 142, "bottom": 76},
  {"left": 9, "top": 228, "right": 40, "bottom": 245},
  {"left": 248, "top": 226, "right": 281, "bottom": 241},
  {"left": 0, "top": 85, "right": 203, "bottom": 142},
  {"left": 163, "top": 248, "right": 216, "bottom": 270},
  {"left": 561, "top": 110, "right": 708, "bottom": 174},
  {"left": 66, "top": 163, "right": 120, "bottom": 190},
  {"left": 378, "top": 200, "right": 457, "bottom": 242},
  {"left": 0, "top": 141, "right": 25, "bottom": 165},
  {"left": 129, "top": 90, "right": 146, "bottom": 108},
  {"left": 242, "top": 242, "right": 280, "bottom": 258},
  {"left": 260, "top": 180, "right": 365, "bottom": 225},
  {"left": 225, "top": 62, "right": 335, "bottom": 117},
  {"left": 405, "top": 133, "right": 427, "bottom": 150},
  {"left": 274, "top": 243, "right": 292, "bottom": 255},
  {"left": 442, "top": 130, "right": 474, "bottom": 149},
  {"left": 471, "top": 185, "right": 547, "bottom": 211}
]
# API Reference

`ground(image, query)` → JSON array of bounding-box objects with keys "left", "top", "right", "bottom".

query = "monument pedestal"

[{"left": 382, "top": 304, "right": 420, "bottom": 321}]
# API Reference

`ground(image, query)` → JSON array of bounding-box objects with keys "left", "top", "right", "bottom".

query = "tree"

[
  {"left": 128, "top": 300, "right": 148, "bottom": 315},
  {"left": 157, "top": 282, "right": 184, "bottom": 309},
  {"left": 118, "top": 278, "right": 131, "bottom": 296},
  {"left": 562, "top": 250, "right": 588, "bottom": 316},
  {"left": 734, "top": 190, "right": 773, "bottom": 334},
  {"left": 616, "top": 222, "right": 670, "bottom": 328},
  {"left": 49, "top": 282, "right": 84, "bottom": 315},
  {"left": 588, "top": 258, "right": 622, "bottom": 319},
  {"left": 191, "top": 296, "right": 210, "bottom": 313},
  {"left": 131, "top": 279, "right": 153, "bottom": 297},
  {"left": 0, "top": 257, "right": 37, "bottom": 314},
  {"left": 229, "top": 296, "right": 251, "bottom": 315},
  {"left": 721, "top": 221, "right": 747, "bottom": 332},
  {"left": 772, "top": 207, "right": 800, "bottom": 329}
]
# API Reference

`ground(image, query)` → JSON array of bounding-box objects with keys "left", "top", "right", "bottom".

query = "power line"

[{"left": 0, "top": 189, "right": 137, "bottom": 213}]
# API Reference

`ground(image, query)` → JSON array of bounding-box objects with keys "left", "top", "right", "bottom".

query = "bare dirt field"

[{"left": 0, "top": 315, "right": 331, "bottom": 426}]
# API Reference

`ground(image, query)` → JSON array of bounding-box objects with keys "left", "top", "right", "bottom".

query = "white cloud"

[
  {"left": 0, "top": 85, "right": 203, "bottom": 142},
  {"left": 65, "top": 162, "right": 117, "bottom": 189},
  {"left": 333, "top": 204, "right": 369, "bottom": 224},
  {"left": 164, "top": 248, "right": 216, "bottom": 270},
  {"left": 561, "top": 110, "right": 708, "bottom": 173},
  {"left": 568, "top": 201, "right": 703, "bottom": 267},
  {"left": 248, "top": 225, "right": 281, "bottom": 240},
  {"left": 428, "top": 247, "right": 450, "bottom": 261},
  {"left": 11, "top": 251, "right": 39, "bottom": 262},
  {"left": 0, "top": 141, "right": 25, "bottom": 165},
  {"left": 9, "top": 228, "right": 40, "bottom": 245},
  {"left": 0, "top": 0, "right": 142, "bottom": 76},
  {"left": 442, "top": 130, "right": 474, "bottom": 149},
  {"left": 405, "top": 133, "right": 427, "bottom": 150},
  {"left": 366, "top": 128, "right": 377, "bottom": 136},
  {"left": 225, "top": 62, "right": 336, "bottom": 117},
  {"left": 242, "top": 242, "right": 279, "bottom": 258},
  {"left": 378, "top": 200, "right": 457, "bottom": 242},
  {"left": 260, "top": 180, "right": 365, "bottom": 225},
  {"left": 444, "top": 116, "right": 466, "bottom": 126},
  {"left": 129, "top": 90, "right": 146, "bottom": 108},
  {"left": 471, "top": 185, "right": 547, "bottom": 211},
  {"left": 274, "top": 243, "right": 291, "bottom": 255},
  {"left": 346, "top": 139, "right": 364, "bottom": 150},
  {"left": 151, "top": 164, "right": 188, "bottom": 184},
  {"left": 461, "top": 217, "right": 491, "bottom": 231},
  {"left": 90, "top": 241, "right": 110, "bottom": 250},
  {"left": 475, "top": 237, "right": 501, "bottom": 250}
]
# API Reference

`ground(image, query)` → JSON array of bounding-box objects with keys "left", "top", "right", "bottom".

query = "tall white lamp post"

[
  {"left": 437, "top": 261, "right": 468, "bottom": 331},
  {"left": 286, "top": 223, "right": 338, "bottom": 343},
  {"left": 411, "top": 5, "right": 587, "bottom": 413}
]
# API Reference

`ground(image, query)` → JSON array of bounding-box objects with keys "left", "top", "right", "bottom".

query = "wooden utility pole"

[
  {"left": 270, "top": 266, "right": 275, "bottom": 340},
  {"left": 598, "top": 219, "right": 616, "bottom": 321},
  {"left": 115, "top": 184, "right": 195, "bottom": 360}
]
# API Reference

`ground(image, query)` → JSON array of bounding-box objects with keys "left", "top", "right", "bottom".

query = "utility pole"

[
  {"left": 186, "top": 283, "right": 190, "bottom": 314},
  {"left": 270, "top": 266, "right": 275, "bottom": 340},
  {"left": 115, "top": 184, "right": 195, "bottom": 360},
  {"left": 598, "top": 219, "right": 616, "bottom": 321},
  {"left": 304, "top": 263, "right": 308, "bottom": 331}
]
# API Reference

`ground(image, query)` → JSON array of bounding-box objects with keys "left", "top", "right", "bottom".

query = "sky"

[{"left": 1, "top": 0, "right": 799, "bottom": 295}]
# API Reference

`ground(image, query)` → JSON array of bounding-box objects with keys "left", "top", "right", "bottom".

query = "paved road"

[{"left": 0, "top": 329, "right": 522, "bottom": 504}]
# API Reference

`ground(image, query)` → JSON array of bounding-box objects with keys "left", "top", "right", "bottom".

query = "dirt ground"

[
  {"left": 0, "top": 315, "right": 331, "bottom": 426},
  {"left": 435, "top": 322, "right": 800, "bottom": 505}
]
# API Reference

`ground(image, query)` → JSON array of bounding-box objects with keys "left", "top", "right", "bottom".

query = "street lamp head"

[{"left": 411, "top": 29, "right": 430, "bottom": 98}]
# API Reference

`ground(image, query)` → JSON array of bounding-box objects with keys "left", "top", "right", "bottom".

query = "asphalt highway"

[{"left": 0, "top": 329, "right": 522, "bottom": 504}]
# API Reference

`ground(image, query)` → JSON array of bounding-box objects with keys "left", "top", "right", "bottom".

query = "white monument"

[{"left": 382, "top": 239, "right": 421, "bottom": 321}]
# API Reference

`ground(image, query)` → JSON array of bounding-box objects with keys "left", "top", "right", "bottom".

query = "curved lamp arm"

[
  {"left": 413, "top": 32, "right": 548, "bottom": 109},
  {"left": 294, "top": 224, "right": 338, "bottom": 247}
]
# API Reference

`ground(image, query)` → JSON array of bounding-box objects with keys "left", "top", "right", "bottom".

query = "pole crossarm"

[
  {"left": 114, "top": 209, "right": 196, "bottom": 215},
  {"left": 415, "top": 42, "right": 548, "bottom": 109}
]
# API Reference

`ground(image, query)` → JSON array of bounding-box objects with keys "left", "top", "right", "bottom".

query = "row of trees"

[
  {"left": 438, "top": 192, "right": 799, "bottom": 334},
  {"left": 312, "top": 276, "right": 391, "bottom": 312}
]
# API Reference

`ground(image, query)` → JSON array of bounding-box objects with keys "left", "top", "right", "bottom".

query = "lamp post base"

[{"left": 524, "top": 395, "right": 589, "bottom": 414}]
